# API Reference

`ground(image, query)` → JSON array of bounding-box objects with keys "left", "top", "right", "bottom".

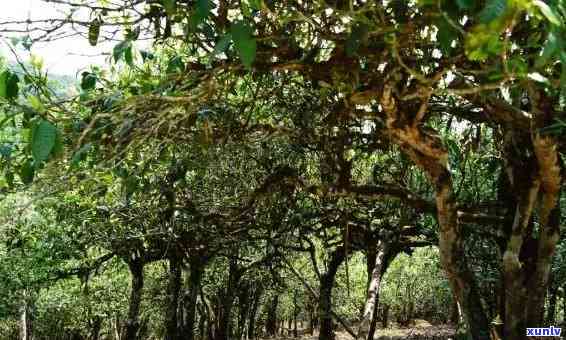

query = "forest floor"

[{"left": 263, "top": 323, "right": 457, "bottom": 340}]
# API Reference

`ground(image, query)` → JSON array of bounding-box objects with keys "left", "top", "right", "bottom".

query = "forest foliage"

[{"left": 1, "top": 0, "right": 566, "bottom": 340}]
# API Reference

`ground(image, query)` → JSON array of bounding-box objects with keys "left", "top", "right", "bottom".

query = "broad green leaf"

[
  {"left": 113, "top": 40, "right": 132, "bottom": 63},
  {"left": 196, "top": 0, "right": 212, "bottom": 19},
  {"left": 211, "top": 33, "right": 232, "bottom": 59},
  {"left": 0, "top": 72, "right": 7, "bottom": 99},
  {"left": 19, "top": 159, "right": 35, "bottom": 184},
  {"left": 31, "top": 119, "right": 57, "bottom": 164},
  {"left": 124, "top": 45, "right": 134, "bottom": 67},
  {"left": 533, "top": 1, "right": 562, "bottom": 26},
  {"left": 81, "top": 72, "right": 97, "bottom": 90},
  {"left": 345, "top": 23, "right": 369, "bottom": 57},
  {"left": 0, "top": 71, "right": 20, "bottom": 100},
  {"left": 478, "top": 0, "right": 507, "bottom": 23},
  {"left": 437, "top": 19, "right": 458, "bottom": 54},
  {"left": 456, "top": 0, "right": 474, "bottom": 10},
  {"left": 231, "top": 21, "right": 256, "bottom": 69},
  {"left": 52, "top": 128, "right": 64, "bottom": 157}
]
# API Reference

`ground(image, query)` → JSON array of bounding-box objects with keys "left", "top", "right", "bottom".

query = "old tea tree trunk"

[
  {"left": 501, "top": 134, "right": 562, "bottom": 339},
  {"left": 379, "top": 84, "right": 490, "bottom": 339}
]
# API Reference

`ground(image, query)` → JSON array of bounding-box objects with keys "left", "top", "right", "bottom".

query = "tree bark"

[
  {"left": 124, "top": 260, "right": 144, "bottom": 340},
  {"left": 165, "top": 255, "right": 182, "bottom": 340},
  {"left": 215, "top": 259, "right": 240, "bottom": 340},
  {"left": 380, "top": 85, "right": 490, "bottom": 339},
  {"left": 293, "top": 291, "right": 298, "bottom": 338},
  {"left": 502, "top": 135, "right": 562, "bottom": 339},
  {"left": 318, "top": 247, "right": 346, "bottom": 340},
  {"left": 19, "top": 291, "right": 33, "bottom": 340},
  {"left": 307, "top": 298, "right": 315, "bottom": 335},
  {"left": 236, "top": 283, "right": 250, "bottom": 340},
  {"left": 357, "top": 240, "right": 386, "bottom": 340},
  {"left": 265, "top": 295, "right": 279, "bottom": 336},
  {"left": 546, "top": 280, "right": 558, "bottom": 325},
  {"left": 183, "top": 256, "right": 205, "bottom": 340},
  {"left": 247, "top": 285, "right": 263, "bottom": 340}
]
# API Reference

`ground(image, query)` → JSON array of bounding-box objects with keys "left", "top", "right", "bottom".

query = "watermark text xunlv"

[{"left": 527, "top": 326, "right": 562, "bottom": 337}]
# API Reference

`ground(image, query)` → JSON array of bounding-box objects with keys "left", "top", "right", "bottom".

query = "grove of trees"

[{"left": 1, "top": 0, "right": 566, "bottom": 339}]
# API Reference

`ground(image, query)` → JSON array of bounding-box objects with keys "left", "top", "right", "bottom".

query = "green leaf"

[
  {"left": 211, "top": 33, "right": 233, "bottom": 58},
  {"left": 19, "top": 159, "right": 35, "bottom": 184},
  {"left": 478, "top": 0, "right": 507, "bottom": 23},
  {"left": 437, "top": 19, "right": 458, "bottom": 54},
  {"left": 31, "top": 119, "right": 57, "bottom": 164},
  {"left": 0, "top": 71, "right": 20, "bottom": 101},
  {"left": 533, "top": 1, "right": 562, "bottom": 26},
  {"left": 80, "top": 72, "right": 97, "bottom": 90},
  {"left": 345, "top": 23, "right": 369, "bottom": 57},
  {"left": 0, "top": 144, "right": 12, "bottom": 158},
  {"left": 231, "top": 21, "right": 256, "bottom": 69},
  {"left": 113, "top": 40, "right": 132, "bottom": 63},
  {"left": 52, "top": 128, "right": 64, "bottom": 157},
  {"left": 560, "top": 53, "right": 566, "bottom": 104},
  {"left": 536, "top": 31, "right": 560, "bottom": 67},
  {"left": 161, "top": 0, "right": 177, "bottom": 14},
  {"left": 124, "top": 45, "right": 134, "bottom": 67},
  {"left": 88, "top": 19, "right": 101, "bottom": 46},
  {"left": 140, "top": 50, "right": 154, "bottom": 62},
  {"left": 456, "top": 0, "right": 474, "bottom": 10},
  {"left": 196, "top": 0, "right": 212, "bottom": 19},
  {"left": 166, "top": 56, "right": 185, "bottom": 74},
  {"left": 71, "top": 143, "right": 92, "bottom": 168},
  {"left": 28, "top": 95, "right": 45, "bottom": 112},
  {"left": 248, "top": 0, "right": 262, "bottom": 10}
]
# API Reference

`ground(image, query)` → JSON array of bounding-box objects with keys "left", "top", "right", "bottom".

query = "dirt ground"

[{"left": 261, "top": 324, "right": 457, "bottom": 340}]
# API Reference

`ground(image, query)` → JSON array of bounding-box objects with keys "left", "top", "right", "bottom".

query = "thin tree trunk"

[
  {"left": 20, "top": 291, "right": 33, "bottom": 340},
  {"left": 547, "top": 282, "right": 558, "bottom": 325},
  {"left": 357, "top": 240, "right": 386, "bottom": 340},
  {"left": 265, "top": 296, "right": 279, "bottom": 336},
  {"left": 236, "top": 283, "right": 250, "bottom": 340},
  {"left": 293, "top": 291, "right": 298, "bottom": 338},
  {"left": 381, "top": 304, "right": 389, "bottom": 329},
  {"left": 124, "top": 260, "right": 144, "bottom": 340},
  {"left": 307, "top": 300, "right": 315, "bottom": 336},
  {"left": 367, "top": 296, "right": 380, "bottom": 340},
  {"left": 247, "top": 285, "right": 263, "bottom": 340},
  {"left": 318, "top": 247, "right": 345, "bottom": 340},
  {"left": 183, "top": 256, "right": 205, "bottom": 340},
  {"left": 113, "top": 315, "right": 121, "bottom": 340},
  {"left": 165, "top": 255, "right": 182, "bottom": 340},
  {"left": 215, "top": 259, "right": 240, "bottom": 340},
  {"left": 90, "top": 316, "right": 102, "bottom": 340}
]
